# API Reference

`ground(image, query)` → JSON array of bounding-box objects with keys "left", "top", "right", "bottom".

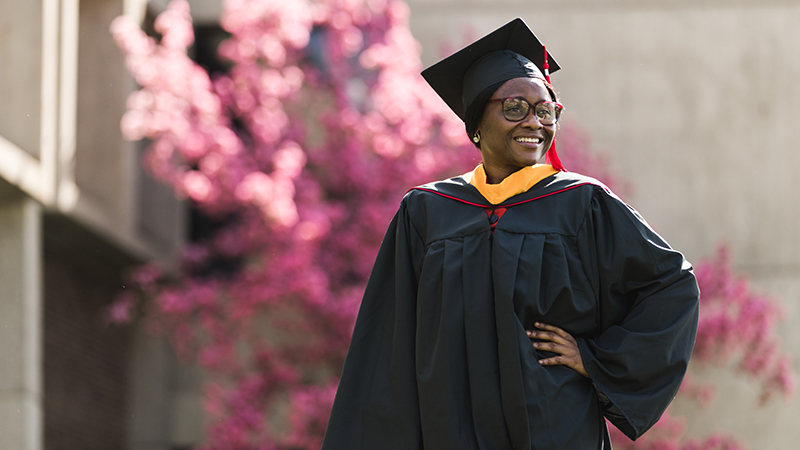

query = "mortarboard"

[
  {"left": 421, "top": 18, "right": 560, "bottom": 121},
  {"left": 421, "top": 18, "right": 567, "bottom": 171}
]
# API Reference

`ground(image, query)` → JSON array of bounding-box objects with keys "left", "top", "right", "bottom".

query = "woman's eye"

[{"left": 536, "top": 106, "right": 555, "bottom": 118}]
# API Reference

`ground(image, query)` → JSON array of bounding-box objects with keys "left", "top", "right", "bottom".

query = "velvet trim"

[{"left": 465, "top": 164, "right": 558, "bottom": 205}]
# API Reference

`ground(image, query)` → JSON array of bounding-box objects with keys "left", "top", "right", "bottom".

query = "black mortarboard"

[{"left": 421, "top": 18, "right": 560, "bottom": 121}]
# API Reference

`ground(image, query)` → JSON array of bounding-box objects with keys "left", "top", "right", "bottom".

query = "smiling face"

[{"left": 476, "top": 77, "right": 557, "bottom": 184}]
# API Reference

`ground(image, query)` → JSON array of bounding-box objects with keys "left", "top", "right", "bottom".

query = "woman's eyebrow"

[{"left": 502, "top": 95, "right": 547, "bottom": 103}]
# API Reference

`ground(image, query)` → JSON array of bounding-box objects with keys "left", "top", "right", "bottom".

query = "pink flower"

[
  {"left": 272, "top": 141, "right": 306, "bottom": 179},
  {"left": 104, "top": 291, "right": 137, "bottom": 324},
  {"left": 183, "top": 170, "right": 215, "bottom": 202}
]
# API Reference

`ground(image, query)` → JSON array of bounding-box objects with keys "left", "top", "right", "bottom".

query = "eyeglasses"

[{"left": 488, "top": 98, "right": 563, "bottom": 125}]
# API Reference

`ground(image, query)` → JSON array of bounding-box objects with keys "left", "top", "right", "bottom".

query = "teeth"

[{"left": 515, "top": 137, "right": 542, "bottom": 143}]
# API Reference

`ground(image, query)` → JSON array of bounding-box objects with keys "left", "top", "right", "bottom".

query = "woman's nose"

[{"left": 520, "top": 111, "right": 543, "bottom": 129}]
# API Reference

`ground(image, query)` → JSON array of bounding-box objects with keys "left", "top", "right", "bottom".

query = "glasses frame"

[{"left": 488, "top": 97, "right": 564, "bottom": 125}]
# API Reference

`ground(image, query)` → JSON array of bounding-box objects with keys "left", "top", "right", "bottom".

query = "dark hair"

[{"left": 465, "top": 79, "right": 559, "bottom": 149}]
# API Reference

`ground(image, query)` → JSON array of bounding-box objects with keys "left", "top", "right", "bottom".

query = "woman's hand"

[{"left": 526, "top": 322, "right": 590, "bottom": 378}]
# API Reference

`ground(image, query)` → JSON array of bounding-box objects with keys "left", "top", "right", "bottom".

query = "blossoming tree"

[{"left": 109, "top": 1, "right": 794, "bottom": 449}]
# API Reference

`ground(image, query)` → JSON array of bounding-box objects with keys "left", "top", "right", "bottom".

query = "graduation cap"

[{"left": 421, "top": 18, "right": 566, "bottom": 171}]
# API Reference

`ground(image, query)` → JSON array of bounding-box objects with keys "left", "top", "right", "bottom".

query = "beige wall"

[
  {"left": 75, "top": 0, "right": 128, "bottom": 218},
  {"left": 0, "top": 197, "right": 42, "bottom": 450},
  {"left": 127, "top": 331, "right": 207, "bottom": 450},
  {"left": 0, "top": 0, "right": 44, "bottom": 157},
  {"left": 407, "top": 1, "right": 800, "bottom": 447}
]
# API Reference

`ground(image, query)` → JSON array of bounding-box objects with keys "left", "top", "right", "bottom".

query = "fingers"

[
  {"left": 526, "top": 333, "right": 567, "bottom": 353},
  {"left": 526, "top": 322, "right": 590, "bottom": 378},
  {"left": 535, "top": 342, "right": 568, "bottom": 355},
  {"left": 530, "top": 340, "right": 572, "bottom": 362},
  {"left": 538, "top": 354, "right": 570, "bottom": 367},
  {"left": 526, "top": 329, "right": 564, "bottom": 345},
  {"left": 533, "top": 321, "right": 569, "bottom": 337},
  {"left": 526, "top": 322, "right": 573, "bottom": 347},
  {"left": 536, "top": 352, "right": 589, "bottom": 378}
]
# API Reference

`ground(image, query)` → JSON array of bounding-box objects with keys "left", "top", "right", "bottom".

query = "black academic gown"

[{"left": 321, "top": 172, "right": 700, "bottom": 450}]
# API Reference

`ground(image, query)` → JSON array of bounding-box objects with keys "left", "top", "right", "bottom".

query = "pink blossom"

[
  {"left": 120, "top": 109, "right": 151, "bottom": 141},
  {"left": 272, "top": 141, "right": 306, "bottom": 178},
  {"left": 128, "top": 263, "right": 163, "bottom": 292},
  {"left": 157, "top": 289, "right": 194, "bottom": 315},
  {"left": 690, "top": 245, "right": 794, "bottom": 402},
  {"left": 154, "top": 0, "right": 195, "bottom": 51},
  {"left": 180, "top": 243, "right": 210, "bottom": 270},
  {"left": 183, "top": 170, "right": 215, "bottom": 202},
  {"left": 104, "top": 291, "right": 137, "bottom": 324},
  {"left": 372, "top": 133, "right": 405, "bottom": 157}
]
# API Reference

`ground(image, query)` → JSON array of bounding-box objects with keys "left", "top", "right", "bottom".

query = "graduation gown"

[{"left": 321, "top": 171, "right": 700, "bottom": 450}]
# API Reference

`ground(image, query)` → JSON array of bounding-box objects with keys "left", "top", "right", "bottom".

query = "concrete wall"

[
  {"left": 75, "top": 0, "right": 130, "bottom": 221},
  {"left": 127, "top": 333, "right": 207, "bottom": 450},
  {"left": 406, "top": 1, "right": 800, "bottom": 447},
  {"left": 0, "top": 197, "right": 42, "bottom": 450},
  {"left": 0, "top": 0, "right": 186, "bottom": 448},
  {"left": 0, "top": 0, "right": 184, "bottom": 265},
  {"left": 0, "top": 0, "right": 43, "bottom": 157}
]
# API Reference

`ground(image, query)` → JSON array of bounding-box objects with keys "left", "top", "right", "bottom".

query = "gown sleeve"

[
  {"left": 321, "top": 197, "right": 426, "bottom": 450},
  {"left": 575, "top": 187, "right": 700, "bottom": 441}
]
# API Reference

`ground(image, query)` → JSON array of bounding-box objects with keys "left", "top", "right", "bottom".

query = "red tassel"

[
  {"left": 546, "top": 142, "right": 565, "bottom": 172},
  {"left": 543, "top": 46, "right": 551, "bottom": 83},
  {"left": 543, "top": 46, "right": 566, "bottom": 172}
]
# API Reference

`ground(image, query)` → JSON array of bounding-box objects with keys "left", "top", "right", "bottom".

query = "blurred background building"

[{"left": 1, "top": 0, "right": 798, "bottom": 449}]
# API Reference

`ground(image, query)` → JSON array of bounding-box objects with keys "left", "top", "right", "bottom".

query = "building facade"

[{"left": 0, "top": 0, "right": 186, "bottom": 448}]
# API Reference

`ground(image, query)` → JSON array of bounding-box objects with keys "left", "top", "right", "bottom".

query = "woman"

[{"left": 321, "top": 18, "right": 699, "bottom": 450}]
